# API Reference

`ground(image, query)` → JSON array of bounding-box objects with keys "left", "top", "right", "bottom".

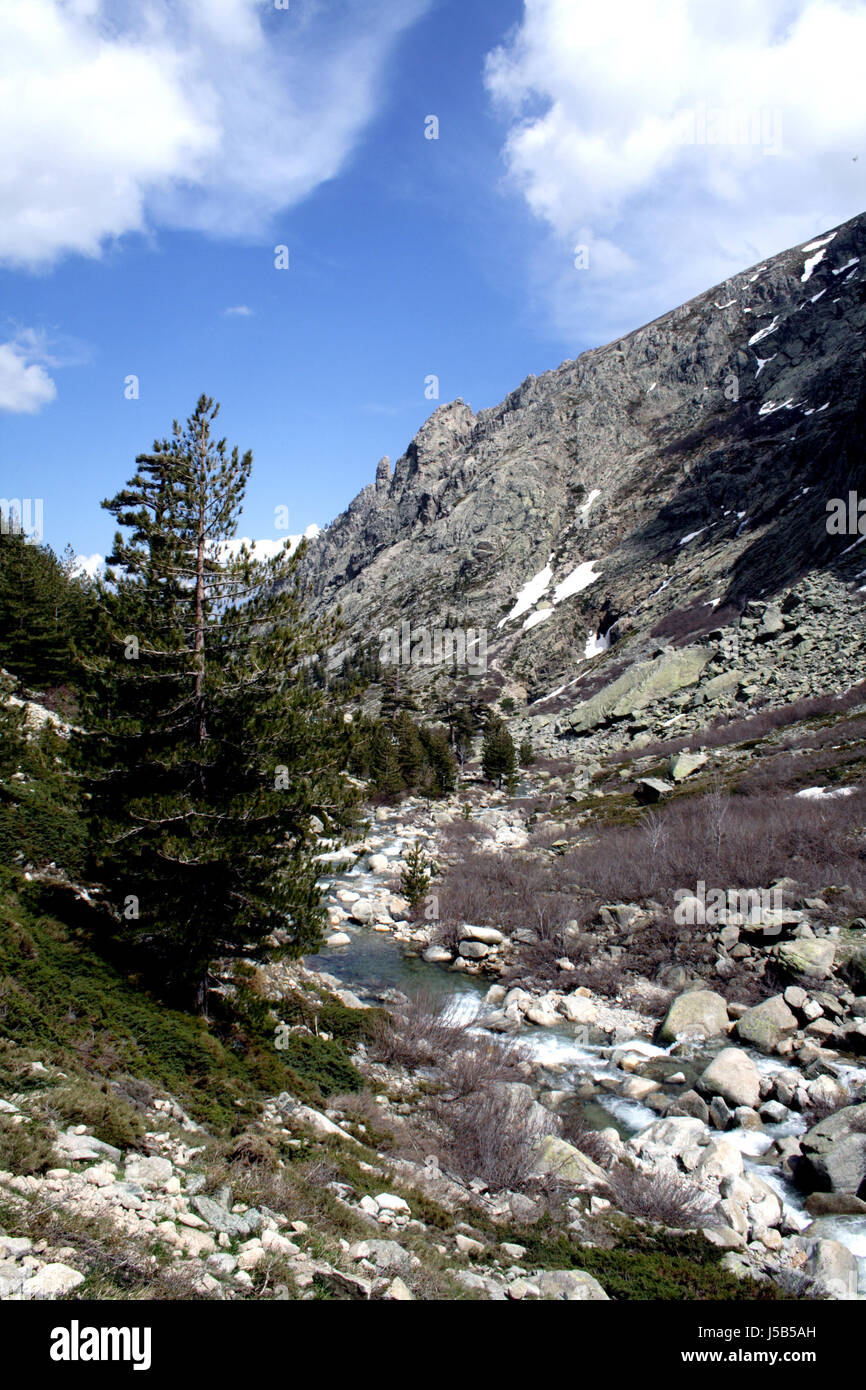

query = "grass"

[
  {"left": 0, "top": 880, "right": 371, "bottom": 1137},
  {"left": 479, "top": 1216, "right": 797, "bottom": 1301}
]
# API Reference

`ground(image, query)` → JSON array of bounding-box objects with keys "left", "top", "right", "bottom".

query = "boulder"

[
  {"left": 529, "top": 1135, "right": 608, "bottom": 1189},
  {"left": 423, "top": 946, "right": 452, "bottom": 963},
  {"left": 796, "top": 1103, "right": 866, "bottom": 1196},
  {"left": 455, "top": 1234, "right": 485, "bottom": 1256},
  {"left": 629, "top": 1116, "right": 710, "bottom": 1169},
  {"left": 21, "top": 1263, "right": 85, "bottom": 1298},
  {"left": 621, "top": 1076, "right": 660, "bottom": 1101},
  {"left": 805, "top": 1192, "right": 866, "bottom": 1216},
  {"left": 458, "top": 940, "right": 489, "bottom": 960},
  {"left": 807, "top": 1238, "right": 860, "bottom": 1299},
  {"left": 124, "top": 1155, "right": 174, "bottom": 1190},
  {"left": 536, "top": 1269, "right": 608, "bottom": 1301},
  {"left": 348, "top": 1239, "right": 414, "bottom": 1275},
  {"left": 191, "top": 1195, "right": 259, "bottom": 1239},
  {"left": 694, "top": 1139, "right": 744, "bottom": 1186},
  {"left": 666, "top": 1090, "right": 709, "bottom": 1123},
  {"left": 659, "top": 989, "right": 729, "bottom": 1043},
  {"left": 778, "top": 938, "right": 836, "bottom": 980},
  {"left": 703, "top": 1225, "right": 747, "bottom": 1251},
  {"left": 460, "top": 924, "right": 505, "bottom": 945},
  {"left": 54, "top": 1129, "right": 122, "bottom": 1165},
  {"left": 565, "top": 646, "right": 714, "bottom": 733},
  {"left": 757, "top": 604, "right": 784, "bottom": 639},
  {"left": 699, "top": 1048, "right": 761, "bottom": 1110},
  {"left": 559, "top": 994, "right": 598, "bottom": 1025},
  {"left": 635, "top": 777, "right": 674, "bottom": 804},
  {"left": 384, "top": 1276, "right": 414, "bottom": 1300},
  {"left": 669, "top": 750, "right": 708, "bottom": 782},
  {"left": 176, "top": 1227, "right": 217, "bottom": 1258},
  {"left": 734, "top": 995, "right": 798, "bottom": 1052},
  {"left": 525, "top": 1005, "right": 559, "bottom": 1027}
]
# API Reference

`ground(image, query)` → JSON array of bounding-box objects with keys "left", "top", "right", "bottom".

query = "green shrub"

[
  {"left": 0, "top": 1114, "right": 56, "bottom": 1174},
  {"left": 48, "top": 1079, "right": 145, "bottom": 1151}
]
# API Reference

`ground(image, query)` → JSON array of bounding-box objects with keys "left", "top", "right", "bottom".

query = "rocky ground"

[{"left": 2, "top": 665, "right": 865, "bottom": 1302}]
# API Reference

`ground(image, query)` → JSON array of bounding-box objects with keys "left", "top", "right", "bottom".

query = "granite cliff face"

[{"left": 299, "top": 212, "right": 866, "bottom": 738}]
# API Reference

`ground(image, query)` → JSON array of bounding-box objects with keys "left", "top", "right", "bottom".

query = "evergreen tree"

[
  {"left": 379, "top": 668, "right": 419, "bottom": 718},
  {"left": 0, "top": 676, "right": 85, "bottom": 878},
  {"left": 518, "top": 738, "right": 535, "bottom": 766},
  {"left": 419, "top": 723, "right": 457, "bottom": 795},
  {"left": 0, "top": 522, "right": 94, "bottom": 689},
  {"left": 394, "top": 711, "right": 425, "bottom": 789},
  {"left": 481, "top": 715, "right": 516, "bottom": 789},
  {"left": 76, "top": 396, "right": 357, "bottom": 1008},
  {"left": 367, "top": 722, "right": 403, "bottom": 797},
  {"left": 400, "top": 840, "right": 433, "bottom": 913}
]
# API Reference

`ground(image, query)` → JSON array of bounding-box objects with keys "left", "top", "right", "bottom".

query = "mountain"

[{"left": 299, "top": 212, "right": 866, "bottom": 745}]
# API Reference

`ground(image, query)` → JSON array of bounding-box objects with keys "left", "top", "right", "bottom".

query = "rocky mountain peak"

[{"left": 298, "top": 211, "right": 866, "bottom": 735}]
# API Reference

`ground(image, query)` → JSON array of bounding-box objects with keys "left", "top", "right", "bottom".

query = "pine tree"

[
  {"left": 481, "top": 715, "right": 516, "bottom": 789},
  {"left": 394, "top": 711, "right": 425, "bottom": 789},
  {"left": 518, "top": 738, "right": 535, "bottom": 766},
  {"left": 0, "top": 675, "right": 85, "bottom": 877},
  {"left": 76, "top": 396, "right": 357, "bottom": 1008},
  {"left": 0, "top": 522, "right": 93, "bottom": 689},
  {"left": 367, "top": 722, "right": 403, "bottom": 798},
  {"left": 400, "top": 840, "right": 433, "bottom": 913},
  {"left": 419, "top": 723, "right": 457, "bottom": 795}
]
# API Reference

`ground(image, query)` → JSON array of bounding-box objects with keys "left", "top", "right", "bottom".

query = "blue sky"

[{"left": 2, "top": 0, "right": 865, "bottom": 566}]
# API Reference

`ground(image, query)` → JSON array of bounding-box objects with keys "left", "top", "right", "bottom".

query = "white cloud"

[
  {"left": 0, "top": 339, "right": 57, "bottom": 413},
  {"left": 223, "top": 305, "right": 253, "bottom": 317},
  {"left": 485, "top": 0, "right": 866, "bottom": 342},
  {"left": 218, "top": 524, "right": 321, "bottom": 562},
  {"left": 0, "top": 0, "right": 430, "bottom": 269},
  {"left": 74, "top": 524, "right": 320, "bottom": 581},
  {"left": 71, "top": 552, "right": 103, "bottom": 580}
]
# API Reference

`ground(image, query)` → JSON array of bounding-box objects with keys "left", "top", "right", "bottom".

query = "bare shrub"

[
  {"left": 606, "top": 1161, "right": 718, "bottom": 1228},
  {"left": 531, "top": 756, "right": 576, "bottom": 779},
  {"left": 561, "top": 785, "right": 866, "bottom": 906},
  {"left": 365, "top": 989, "right": 469, "bottom": 1068},
  {"left": 439, "top": 1037, "right": 527, "bottom": 1100},
  {"left": 228, "top": 1131, "right": 278, "bottom": 1168},
  {"left": 651, "top": 600, "right": 741, "bottom": 646},
  {"left": 559, "top": 1112, "right": 616, "bottom": 1167},
  {"left": 437, "top": 850, "right": 575, "bottom": 938},
  {"left": 437, "top": 817, "right": 494, "bottom": 852},
  {"left": 437, "top": 1087, "right": 557, "bottom": 1192}
]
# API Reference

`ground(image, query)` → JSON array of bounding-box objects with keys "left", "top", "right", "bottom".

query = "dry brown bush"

[
  {"left": 561, "top": 786, "right": 866, "bottom": 906},
  {"left": 437, "top": 850, "right": 574, "bottom": 938},
  {"left": 559, "top": 1111, "right": 616, "bottom": 1167},
  {"left": 439, "top": 1037, "right": 527, "bottom": 1100},
  {"left": 606, "top": 1161, "right": 718, "bottom": 1228},
  {"left": 365, "top": 989, "right": 470, "bottom": 1068},
  {"left": 435, "top": 1087, "right": 557, "bottom": 1192},
  {"left": 615, "top": 681, "right": 866, "bottom": 763}
]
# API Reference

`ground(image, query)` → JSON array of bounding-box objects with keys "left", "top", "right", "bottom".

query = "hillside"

[{"left": 299, "top": 212, "right": 866, "bottom": 745}]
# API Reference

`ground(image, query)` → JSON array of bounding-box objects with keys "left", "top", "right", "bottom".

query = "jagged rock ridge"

[{"left": 298, "top": 212, "right": 866, "bottom": 717}]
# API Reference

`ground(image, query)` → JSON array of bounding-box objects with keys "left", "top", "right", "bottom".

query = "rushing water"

[{"left": 307, "top": 819, "right": 866, "bottom": 1291}]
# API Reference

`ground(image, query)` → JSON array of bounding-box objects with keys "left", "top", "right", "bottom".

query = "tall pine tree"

[
  {"left": 77, "top": 396, "right": 357, "bottom": 1008},
  {"left": 0, "top": 521, "right": 94, "bottom": 690},
  {"left": 481, "top": 715, "right": 516, "bottom": 789}
]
